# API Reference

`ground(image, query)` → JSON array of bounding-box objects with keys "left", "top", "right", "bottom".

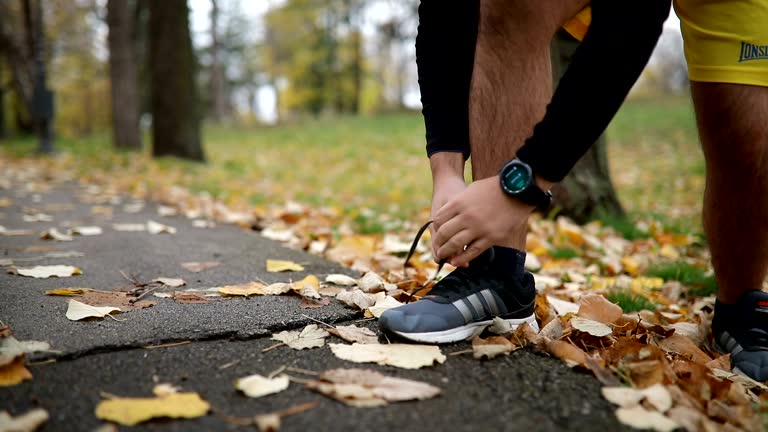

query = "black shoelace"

[{"left": 403, "top": 220, "right": 446, "bottom": 304}]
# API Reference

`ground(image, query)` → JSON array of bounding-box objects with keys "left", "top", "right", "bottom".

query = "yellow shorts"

[{"left": 562, "top": 3, "right": 768, "bottom": 87}]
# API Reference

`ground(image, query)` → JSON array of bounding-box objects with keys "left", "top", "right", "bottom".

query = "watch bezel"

[{"left": 500, "top": 159, "right": 533, "bottom": 195}]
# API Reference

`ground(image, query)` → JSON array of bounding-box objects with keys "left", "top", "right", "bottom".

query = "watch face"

[{"left": 502, "top": 163, "right": 531, "bottom": 194}]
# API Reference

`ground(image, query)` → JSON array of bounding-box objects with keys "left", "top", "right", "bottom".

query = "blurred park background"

[{"left": 0, "top": 0, "right": 698, "bottom": 236}]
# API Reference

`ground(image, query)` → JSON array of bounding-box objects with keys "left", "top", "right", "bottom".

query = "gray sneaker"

[
  {"left": 379, "top": 262, "right": 539, "bottom": 344},
  {"left": 712, "top": 291, "right": 768, "bottom": 381}
]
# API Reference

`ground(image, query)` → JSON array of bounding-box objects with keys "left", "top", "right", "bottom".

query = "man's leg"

[
  {"left": 469, "top": 0, "right": 589, "bottom": 249},
  {"left": 693, "top": 82, "right": 768, "bottom": 304},
  {"left": 693, "top": 82, "right": 768, "bottom": 380}
]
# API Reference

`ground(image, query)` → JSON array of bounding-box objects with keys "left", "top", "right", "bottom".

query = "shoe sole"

[{"left": 388, "top": 314, "right": 539, "bottom": 344}]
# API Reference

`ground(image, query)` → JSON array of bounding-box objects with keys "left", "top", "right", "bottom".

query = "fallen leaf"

[
  {"left": 292, "top": 274, "right": 320, "bottom": 293},
  {"left": 487, "top": 317, "right": 514, "bottom": 335},
  {"left": 39, "top": 228, "right": 73, "bottom": 242},
  {"left": 306, "top": 368, "right": 440, "bottom": 407},
  {"left": 255, "top": 414, "right": 280, "bottom": 432},
  {"left": 615, "top": 405, "right": 678, "bottom": 432},
  {"left": 0, "top": 259, "right": 12, "bottom": 267},
  {"left": 545, "top": 339, "right": 588, "bottom": 368},
  {"left": 14, "top": 265, "right": 82, "bottom": 278},
  {"left": 359, "top": 272, "right": 385, "bottom": 293},
  {"left": 266, "top": 259, "right": 304, "bottom": 272},
  {"left": 318, "top": 286, "right": 343, "bottom": 297},
  {"left": 325, "top": 274, "right": 357, "bottom": 286},
  {"left": 78, "top": 291, "right": 155, "bottom": 311},
  {"left": 300, "top": 285, "right": 322, "bottom": 300},
  {"left": 300, "top": 296, "right": 330, "bottom": 309},
  {"left": 218, "top": 282, "right": 267, "bottom": 297},
  {"left": 0, "top": 408, "right": 48, "bottom": 432},
  {"left": 0, "top": 357, "right": 33, "bottom": 387},
  {"left": 0, "top": 337, "right": 50, "bottom": 362},
  {"left": 22, "top": 213, "right": 53, "bottom": 222},
  {"left": 328, "top": 325, "right": 379, "bottom": 344},
  {"left": 192, "top": 219, "right": 215, "bottom": 228},
  {"left": 112, "top": 223, "right": 146, "bottom": 232},
  {"left": 147, "top": 220, "right": 176, "bottom": 234},
  {"left": 657, "top": 334, "right": 712, "bottom": 365},
  {"left": 602, "top": 387, "right": 645, "bottom": 408},
  {"left": 570, "top": 317, "right": 613, "bottom": 337},
  {"left": 336, "top": 289, "right": 376, "bottom": 311},
  {"left": 271, "top": 325, "right": 329, "bottom": 350},
  {"left": 94, "top": 392, "right": 210, "bottom": 426},
  {"left": 45, "top": 288, "right": 94, "bottom": 296},
  {"left": 236, "top": 374, "right": 290, "bottom": 398},
  {"left": 157, "top": 205, "right": 178, "bottom": 217},
  {"left": 329, "top": 343, "right": 446, "bottom": 369},
  {"left": 150, "top": 384, "right": 180, "bottom": 397},
  {"left": 181, "top": 261, "right": 221, "bottom": 273},
  {"left": 65, "top": 299, "right": 120, "bottom": 321},
  {"left": 640, "top": 384, "right": 673, "bottom": 413},
  {"left": 0, "top": 226, "right": 35, "bottom": 236},
  {"left": 366, "top": 295, "right": 402, "bottom": 318},
  {"left": 577, "top": 294, "right": 623, "bottom": 324},
  {"left": 260, "top": 283, "right": 293, "bottom": 295},
  {"left": 152, "top": 278, "right": 186, "bottom": 288},
  {"left": 70, "top": 226, "right": 103, "bottom": 236},
  {"left": 472, "top": 336, "right": 516, "bottom": 360},
  {"left": 172, "top": 292, "right": 209, "bottom": 304},
  {"left": 547, "top": 295, "right": 579, "bottom": 316}
]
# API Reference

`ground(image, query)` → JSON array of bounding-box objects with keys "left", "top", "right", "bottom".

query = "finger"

[
  {"left": 433, "top": 217, "right": 468, "bottom": 258},
  {"left": 450, "top": 239, "right": 491, "bottom": 268},
  {"left": 436, "top": 228, "right": 475, "bottom": 263},
  {"left": 432, "top": 198, "right": 461, "bottom": 228}
]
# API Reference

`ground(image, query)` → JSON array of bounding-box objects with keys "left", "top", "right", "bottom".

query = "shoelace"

[{"left": 403, "top": 220, "right": 445, "bottom": 304}]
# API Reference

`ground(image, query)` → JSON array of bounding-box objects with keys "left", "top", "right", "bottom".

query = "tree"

[
  {"left": 208, "top": 0, "right": 228, "bottom": 122},
  {"left": 549, "top": 32, "right": 625, "bottom": 223},
  {"left": 148, "top": 0, "right": 204, "bottom": 161},
  {"left": 107, "top": 0, "right": 141, "bottom": 150}
]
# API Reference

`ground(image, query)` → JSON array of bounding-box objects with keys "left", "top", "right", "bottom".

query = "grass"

[
  {"left": 606, "top": 290, "right": 658, "bottom": 312},
  {"left": 644, "top": 261, "right": 718, "bottom": 297},
  {"left": 0, "top": 94, "right": 704, "bottom": 232}
]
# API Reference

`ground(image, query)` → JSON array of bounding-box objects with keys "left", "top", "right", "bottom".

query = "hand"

[
  {"left": 432, "top": 175, "right": 533, "bottom": 267},
  {"left": 430, "top": 175, "right": 467, "bottom": 261}
]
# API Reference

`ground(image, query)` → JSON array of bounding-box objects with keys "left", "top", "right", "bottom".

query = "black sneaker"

[
  {"left": 712, "top": 290, "right": 768, "bottom": 381},
  {"left": 379, "top": 256, "right": 539, "bottom": 344}
]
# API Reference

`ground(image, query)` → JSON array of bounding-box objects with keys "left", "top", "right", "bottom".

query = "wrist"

[{"left": 429, "top": 152, "right": 465, "bottom": 183}]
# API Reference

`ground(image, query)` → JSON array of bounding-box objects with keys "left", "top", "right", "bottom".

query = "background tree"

[
  {"left": 148, "top": 0, "right": 204, "bottom": 161},
  {"left": 549, "top": 31, "right": 625, "bottom": 222},
  {"left": 107, "top": 0, "right": 141, "bottom": 150}
]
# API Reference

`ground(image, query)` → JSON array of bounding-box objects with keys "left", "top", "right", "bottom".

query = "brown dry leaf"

[
  {"left": 626, "top": 360, "right": 666, "bottom": 389},
  {"left": 329, "top": 343, "right": 445, "bottom": 369},
  {"left": 300, "top": 296, "right": 330, "bottom": 309},
  {"left": 78, "top": 291, "right": 155, "bottom": 311},
  {"left": 707, "top": 399, "right": 760, "bottom": 431},
  {"left": 218, "top": 282, "right": 267, "bottom": 297},
  {"left": 472, "top": 336, "right": 516, "bottom": 360},
  {"left": 615, "top": 405, "right": 679, "bottom": 432},
  {"left": 172, "top": 292, "right": 209, "bottom": 304},
  {"left": 705, "top": 354, "right": 730, "bottom": 371},
  {"left": 39, "top": 228, "right": 73, "bottom": 242},
  {"left": 94, "top": 392, "right": 210, "bottom": 426},
  {"left": 266, "top": 259, "right": 304, "bottom": 273},
  {"left": 236, "top": 374, "right": 290, "bottom": 398},
  {"left": 14, "top": 265, "right": 82, "bottom": 278},
  {"left": 0, "top": 408, "right": 49, "bottom": 432},
  {"left": 366, "top": 295, "right": 402, "bottom": 318},
  {"left": 577, "top": 294, "right": 622, "bottom": 324},
  {"left": 181, "top": 261, "right": 221, "bottom": 273},
  {"left": 359, "top": 272, "right": 385, "bottom": 293},
  {"left": 152, "top": 278, "right": 186, "bottom": 288},
  {"left": 318, "top": 286, "right": 343, "bottom": 297},
  {"left": 306, "top": 368, "right": 440, "bottom": 407},
  {"left": 261, "top": 283, "right": 293, "bottom": 295},
  {"left": 271, "top": 325, "right": 329, "bottom": 350},
  {"left": 545, "top": 339, "right": 588, "bottom": 368},
  {"left": 657, "top": 334, "right": 712, "bottom": 365},
  {"left": 328, "top": 325, "right": 379, "bottom": 344},
  {"left": 0, "top": 357, "right": 33, "bottom": 387},
  {"left": 45, "top": 288, "right": 94, "bottom": 296},
  {"left": 546, "top": 295, "right": 579, "bottom": 316},
  {"left": 336, "top": 289, "right": 376, "bottom": 311},
  {"left": 570, "top": 317, "right": 613, "bottom": 337}
]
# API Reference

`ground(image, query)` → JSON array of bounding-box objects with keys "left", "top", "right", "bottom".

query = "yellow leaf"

[
  {"left": 620, "top": 256, "right": 641, "bottom": 276},
  {"left": 94, "top": 392, "right": 210, "bottom": 426},
  {"left": 658, "top": 244, "right": 680, "bottom": 260},
  {"left": 0, "top": 357, "right": 33, "bottom": 387},
  {"left": 65, "top": 300, "right": 121, "bottom": 321},
  {"left": 218, "top": 282, "right": 267, "bottom": 297},
  {"left": 45, "top": 288, "right": 94, "bottom": 296},
  {"left": 292, "top": 275, "right": 319, "bottom": 294},
  {"left": 266, "top": 259, "right": 304, "bottom": 273}
]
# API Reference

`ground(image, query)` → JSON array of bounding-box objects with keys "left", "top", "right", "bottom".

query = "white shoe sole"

[{"left": 390, "top": 314, "right": 539, "bottom": 344}]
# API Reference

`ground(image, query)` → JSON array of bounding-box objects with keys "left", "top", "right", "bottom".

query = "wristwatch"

[{"left": 499, "top": 159, "right": 553, "bottom": 210}]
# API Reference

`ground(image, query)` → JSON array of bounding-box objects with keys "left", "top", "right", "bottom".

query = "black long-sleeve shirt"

[{"left": 417, "top": 0, "right": 671, "bottom": 183}]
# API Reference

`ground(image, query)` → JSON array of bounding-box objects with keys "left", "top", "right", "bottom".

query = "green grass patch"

[
  {"left": 549, "top": 247, "right": 580, "bottom": 260},
  {"left": 644, "top": 261, "right": 717, "bottom": 297},
  {"left": 597, "top": 214, "right": 651, "bottom": 240},
  {"left": 606, "top": 290, "right": 657, "bottom": 312}
]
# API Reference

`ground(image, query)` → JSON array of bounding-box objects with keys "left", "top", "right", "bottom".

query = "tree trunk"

[
  {"left": 209, "top": 0, "right": 227, "bottom": 122},
  {"left": 148, "top": 0, "right": 204, "bottom": 161},
  {"left": 107, "top": 0, "right": 142, "bottom": 150},
  {"left": 549, "top": 32, "right": 624, "bottom": 223},
  {"left": 350, "top": 30, "right": 362, "bottom": 114}
]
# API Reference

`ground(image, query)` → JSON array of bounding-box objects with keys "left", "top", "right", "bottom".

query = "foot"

[
  {"left": 712, "top": 290, "right": 768, "bottom": 381},
  {"left": 379, "top": 256, "right": 538, "bottom": 344}
]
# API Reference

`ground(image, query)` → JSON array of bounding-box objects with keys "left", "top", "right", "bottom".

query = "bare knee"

[{"left": 478, "top": 0, "right": 589, "bottom": 44}]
